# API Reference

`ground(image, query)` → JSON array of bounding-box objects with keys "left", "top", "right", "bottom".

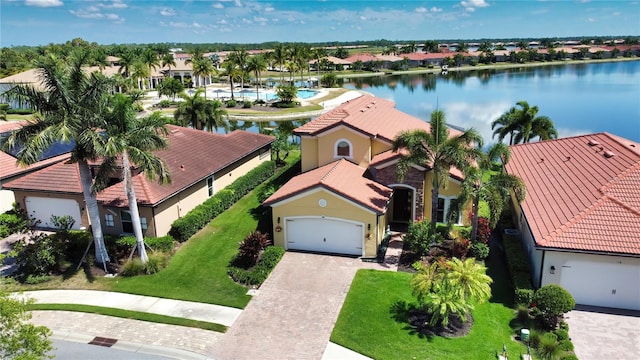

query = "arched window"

[{"left": 334, "top": 139, "right": 352, "bottom": 158}]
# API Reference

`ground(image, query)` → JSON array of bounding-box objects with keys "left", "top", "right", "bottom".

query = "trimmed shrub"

[
  {"left": 554, "top": 329, "right": 569, "bottom": 341},
  {"left": 559, "top": 354, "right": 579, "bottom": 360},
  {"left": 225, "top": 99, "right": 237, "bottom": 108},
  {"left": 243, "top": 100, "right": 252, "bottom": 108},
  {"left": 558, "top": 340, "right": 574, "bottom": 352},
  {"left": 534, "top": 284, "right": 576, "bottom": 316},
  {"left": 0, "top": 211, "right": 28, "bottom": 237},
  {"left": 116, "top": 235, "right": 175, "bottom": 253},
  {"left": 158, "top": 100, "right": 172, "bottom": 108},
  {"left": 515, "top": 288, "right": 534, "bottom": 306},
  {"left": 404, "top": 220, "right": 433, "bottom": 256},
  {"left": 469, "top": 242, "right": 490, "bottom": 260},
  {"left": 228, "top": 246, "right": 284, "bottom": 286}
]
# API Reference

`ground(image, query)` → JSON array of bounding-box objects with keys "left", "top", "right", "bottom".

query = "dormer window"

[{"left": 335, "top": 139, "right": 353, "bottom": 158}]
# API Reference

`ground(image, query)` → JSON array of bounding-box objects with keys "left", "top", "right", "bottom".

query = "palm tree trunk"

[
  {"left": 123, "top": 153, "right": 148, "bottom": 263},
  {"left": 471, "top": 195, "right": 480, "bottom": 242},
  {"left": 78, "top": 160, "right": 110, "bottom": 265}
]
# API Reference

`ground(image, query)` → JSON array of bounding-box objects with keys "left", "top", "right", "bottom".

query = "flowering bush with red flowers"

[{"left": 476, "top": 217, "right": 491, "bottom": 244}]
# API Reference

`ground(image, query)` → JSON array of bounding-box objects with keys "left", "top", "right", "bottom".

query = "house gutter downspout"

[{"left": 539, "top": 250, "right": 546, "bottom": 289}]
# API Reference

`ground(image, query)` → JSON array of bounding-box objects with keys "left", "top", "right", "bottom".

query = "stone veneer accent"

[{"left": 374, "top": 165, "right": 425, "bottom": 221}]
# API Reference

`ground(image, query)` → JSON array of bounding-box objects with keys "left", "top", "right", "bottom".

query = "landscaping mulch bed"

[{"left": 408, "top": 309, "right": 474, "bottom": 338}]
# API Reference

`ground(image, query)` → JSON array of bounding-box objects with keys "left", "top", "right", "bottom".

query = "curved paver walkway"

[{"left": 18, "top": 290, "right": 242, "bottom": 327}]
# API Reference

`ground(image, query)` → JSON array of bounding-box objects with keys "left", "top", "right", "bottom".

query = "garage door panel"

[
  {"left": 25, "top": 197, "right": 82, "bottom": 230},
  {"left": 286, "top": 217, "right": 363, "bottom": 256}
]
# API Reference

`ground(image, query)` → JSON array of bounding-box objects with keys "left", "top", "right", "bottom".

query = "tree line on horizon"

[{"left": 2, "top": 35, "right": 639, "bottom": 78}]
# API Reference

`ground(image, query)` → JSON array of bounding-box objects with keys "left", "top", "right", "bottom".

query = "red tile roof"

[
  {"left": 295, "top": 94, "right": 462, "bottom": 143},
  {"left": 505, "top": 133, "right": 640, "bottom": 255},
  {"left": 4, "top": 126, "right": 274, "bottom": 207},
  {"left": 344, "top": 53, "right": 378, "bottom": 63},
  {"left": 263, "top": 159, "right": 392, "bottom": 214}
]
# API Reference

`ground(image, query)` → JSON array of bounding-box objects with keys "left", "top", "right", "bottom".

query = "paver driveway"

[{"left": 213, "top": 252, "right": 381, "bottom": 360}]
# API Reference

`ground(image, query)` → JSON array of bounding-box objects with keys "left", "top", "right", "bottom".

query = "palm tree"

[
  {"left": 446, "top": 257, "right": 492, "bottom": 304},
  {"left": 510, "top": 101, "right": 557, "bottom": 144},
  {"left": 204, "top": 100, "right": 229, "bottom": 133},
  {"left": 160, "top": 53, "right": 176, "bottom": 78},
  {"left": 530, "top": 116, "right": 558, "bottom": 142},
  {"left": 174, "top": 88, "right": 209, "bottom": 130},
  {"left": 228, "top": 49, "right": 249, "bottom": 97},
  {"left": 270, "top": 44, "right": 288, "bottom": 83},
  {"left": 312, "top": 47, "right": 327, "bottom": 80},
  {"left": 130, "top": 60, "right": 150, "bottom": 90},
  {"left": 0, "top": 50, "right": 113, "bottom": 266},
  {"left": 220, "top": 60, "right": 241, "bottom": 100},
  {"left": 117, "top": 49, "right": 136, "bottom": 78},
  {"left": 99, "top": 94, "right": 171, "bottom": 263},
  {"left": 393, "top": 110, "right": 482, "bottom": 238},
  {"left": 452, "top": 143, "right": 526, "bottom": 242},
  {"left": 247, "top": 54, "right": 268, "bottom": 100},
  {"left": 455, "top": 42, "right": 469, "bottom": 53},
  {"left": 141, "top": 48, "right": 160, "bottom": 89},
  {"left": 491, "top": 106, "right": 518, "bottom": 145},
  {"left": 191, "top": 57, "right": 216, "bottom": 94}
]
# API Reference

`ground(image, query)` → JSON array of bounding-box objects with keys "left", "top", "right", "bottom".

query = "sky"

[{"left": 1, "top": 0, "right": 639, "bottom": 47}]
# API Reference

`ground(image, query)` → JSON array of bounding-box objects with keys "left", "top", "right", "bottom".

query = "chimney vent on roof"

[
  {"left": 603, "top": 151, "right": 615, "bottom": 158},
  {"left": 180, "top": 165, "right": 185, "bottom": 170},
  {"left": 588, "top": 139, "right": 600, "bottom": 146}
]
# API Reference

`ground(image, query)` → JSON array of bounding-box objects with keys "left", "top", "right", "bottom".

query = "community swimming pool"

[{"left": 205, "top": 88, "right": 318, "bottom": 101}]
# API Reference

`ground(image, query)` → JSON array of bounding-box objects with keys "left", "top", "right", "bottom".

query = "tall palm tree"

[
  {"left": 160, "top": 53, "right": 176, "bottom": 78},
  {"left": 228, "top": 49, "right": 249, "bottom": 97},
  {"left": 312, "top": 47, "right": 327, "bottom": 80},
  {"left": 0, "top": 50, "right": 113, "bottom": 266},
  {"left": 141, "top": 48, "right": 160, "bottom": 89},
  {"left": 511, "top": 100, "right": 557, "bottom": 144},
  {"left": 530, "top": 116, "right": 559, "bottom": 142},
  {"left": 130, "top": 60, "right": 150, "bottom": 90},
  {"left": 246, "top": 54, "right": 268, "bottom": 100},
  {"left": 220, "top": 60, "right": 241, "bottom": 100},
  {"left": 452, "top": 143, "right": 526, "bottom": 242},
  {"left": 99, "top": 94, "right": 171, "bottom": 263},
  {"left": 191, "top": 57, "right": 215, "bottom": 94},
  {"left": 393, "top": 110, "right": 482, "bottom": 238},
  {"left": 270, "top": 44, "right": 288, "bottom": 83},
  {"left": 174, "top": 88, "right": 208, "bottom": 130},
  {"left": 117, "top": 49, "right": 136, "bottom": 78},
  {"left": 204, "top": 100, "right": 229, "bottom": 133},
  {"left": 491, "top": 106, "right": 518, "bottom": 145}
]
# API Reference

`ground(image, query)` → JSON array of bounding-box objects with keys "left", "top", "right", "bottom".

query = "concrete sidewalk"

[{"left": 18, "top": 290, "right": 242, "bottom": 327}]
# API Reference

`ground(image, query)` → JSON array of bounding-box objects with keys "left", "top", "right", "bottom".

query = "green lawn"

[{"left": 331, "top": 254, "right": 527, "bottom": 360}]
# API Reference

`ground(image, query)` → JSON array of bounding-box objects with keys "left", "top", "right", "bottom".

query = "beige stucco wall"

[
  {"left": 11, "top": 191, "right": 90, "bottom": 229},
  {"left": 213, "top": 150, "right": 270, "bottom": 192},
  {"left": 270, "top": 188, "right": 385, "bottom": 257},
  {"left": 0, "top": 188, "right": 15, "bottom": 213},
  {"left": 371, "top": 139, "right": 392, "bottom": 157},
  {"left": 100, "top": 206, "right": 156, "bottom": 237}
]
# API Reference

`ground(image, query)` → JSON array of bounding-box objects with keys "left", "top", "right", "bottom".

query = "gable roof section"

[
  {"left": 295, "top": 94, "right": 458, "bottom": 143},
  {"left": 505, "top": 132, "right": 640, "bottom": 255},
  {"left": 4, "top": 125, "right": 274, "bottom": 207},
  {"left": 263, "top": 159, "right": 392, "bottom": 214}
]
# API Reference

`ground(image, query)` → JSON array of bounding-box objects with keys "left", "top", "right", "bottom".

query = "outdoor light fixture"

[
  {"left": 550, "top": 265, "right": 556, "bottom": 274},
  {"left": 275, "top": 217, "right": 282, "bottom": 232},
  {"left": 367, "top": 223, "right": 371, "bottom": 231},
  {"left": 277, "top": 217, "right": 281, "bottom": 224}
]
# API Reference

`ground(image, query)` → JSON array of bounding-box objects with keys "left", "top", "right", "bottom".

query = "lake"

[{"left": 343, "top": 60, "right": 640, "bottom": 143}]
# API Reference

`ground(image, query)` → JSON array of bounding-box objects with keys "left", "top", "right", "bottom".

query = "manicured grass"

[
  {"left": 331, "top": 254, "right": 527, "bottom": 359},
  {"left": 28, "top": 304, "right": 226, "bottom": 332}
]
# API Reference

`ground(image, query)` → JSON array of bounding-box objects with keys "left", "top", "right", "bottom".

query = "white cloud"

[
  {"left": 264, "top": 6, "right": 274, "bottom": 12},
  {"left": 588, "top": 17, "right": 596, "bottom": 22},
  {"left": 460, "top": 0, "right": 489, "bottom": 12},
  {"left": 415, "top": 7, "right": 427, "bottom": 13},
  {"left": 99, "top": 0, "right": 127, "bottom": 9},
  {"left": 430, "top": 7, "right": 443, "bottom": 12},
  {"left": 213, "top": 3, "right": 224, "bottom": 9},
  {"left": 25, "top": 0, "right": 63, "bottom": 7},
  {"left": 556, "top": 128, "right": 593, "bottom": 139},
  {"left": 193, "top": 22, "right": 202, "bottom": 28},
  {"left": 168, "top": 21, "right": 190, "bottom": 28},
  {"left": 360, "top": 16, "right": 366, "bottom": 21},
  {"left": 442, "top": 101, "right": 512, "bottom": 145},
  {"left": 160, "top": 8, "right": 176, "bottom": 16}
]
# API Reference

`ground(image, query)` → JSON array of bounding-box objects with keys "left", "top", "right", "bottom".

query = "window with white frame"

[
  {"left": 120, "top": 211, "right": 148, "bottom": 233},
  {"left": 436, "top": 196, "right": 461, "bottom": 224},
  {"left": 140, "top": 217, "right": 148, "bottom": 230},
  {"left": 105, "top": 214, "right": 115, "bottom": 227},
  {"left": 334, "top": 139, "right": 352, "bottom": 158},
  {"left": 207, "top": 176, "right": 215, "bottom": 197}
]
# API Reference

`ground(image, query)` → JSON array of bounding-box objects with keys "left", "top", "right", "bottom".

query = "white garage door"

[
  {"left": 285, "top": 217, "right": 363, "bottom": 256},
  {"left": 25, "top": 196, "right": 82, "bottom": 230},
  {"left": 559, "top": 258, "right": 640, "bottom": 311}
]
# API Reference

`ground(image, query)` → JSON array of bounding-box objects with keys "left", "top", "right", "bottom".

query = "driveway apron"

[{"left": 213, "top": 252, "right": 378, "bottom": 360}]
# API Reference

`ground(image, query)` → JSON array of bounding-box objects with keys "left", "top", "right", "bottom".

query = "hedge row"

[
  {"left": 228, "top": 246, "right": 285, "bottom": 286},
  {"left": 502, "top": 232, "right": 534, "bottom": 303},
  {"left": 169, "top": 160, "right": 277, "bottom": 242}
]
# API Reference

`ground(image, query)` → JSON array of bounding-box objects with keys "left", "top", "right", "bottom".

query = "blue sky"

[{"left": 1, "top": 0, "right": 638, "bottom": 47}]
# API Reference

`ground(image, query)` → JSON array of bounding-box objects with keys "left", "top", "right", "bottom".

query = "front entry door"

[{"left": 393, "top": 188, "right": 413, "bottom": 222}]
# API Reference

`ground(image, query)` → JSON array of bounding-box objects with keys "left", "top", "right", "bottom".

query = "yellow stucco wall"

[
  {"left": 317, "top": 128, "right": 371, "bottom": 169},
  {"left": 214, "top": 151, "right": 269, "bottom": 191},
  {"left": 300, "top": 137, "right": 318, "bottom": 172},
  {"left": 371, "top": 139, "right": 392, "bottom": 157},
  {"left": 422, "top": 173, "right": 470, "bottom": 225},
  {"left": 270, "top": 188, "right": 385, "bottom": 257}
]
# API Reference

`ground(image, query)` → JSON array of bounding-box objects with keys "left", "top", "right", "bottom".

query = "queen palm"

[
  {"left": 270, "top": 44, "right": 288, "bottom": 83},
  {"left": 160, "top": 52, "right": 176, "bottom": 78},
  {"left": 502, "top": 100, "right": 558, "bottom": 144},
  {"left": 0, "top": 50, "right": 113, "bottom": 266},
  {"left": 393, "top": 110, "right": 482, "bottom": 239},
  {"left": 174, "top": 88, "right": 209, "bottom": 130},
  {"left": 221, "top": 60, "right": 241, "bottom": 100},
  {"left": 452, "top": 143, "right": 526, "bottom": 242},
  {"left": 491, "top": 106, "right": 518, "bottom": 145},
  {"left": 99, "top": 94, "right": 171, "bottom": 263},
  {"left": 228, "top": 49, "right": 249, "bottom": 97},
  {"left": 204, "top": 100, "right": 229, "bottom": 133},
  {"left": 246, "top": 54, "right": 267, "bottom": 100},
  {"left": 117, "top": 49, "right": 136, "bottom": 78},
  {"left": 191, "top": 57, "right": 216, "bottom": 94}
]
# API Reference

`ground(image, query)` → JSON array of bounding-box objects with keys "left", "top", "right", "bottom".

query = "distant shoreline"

[{"left": 337, "top": 57, "right": 640, "bottom": 78}]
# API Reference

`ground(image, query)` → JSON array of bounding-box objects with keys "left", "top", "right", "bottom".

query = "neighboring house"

[
  {"left": 263, "top": 95, "right": 469, "bottom": 257},
  {"left": 505, "top": 133, "right": 640, "bottom": 311},
  {"left": 3, "top": 125, "right": 274, "bottom": 236},
  {"left": 0, "top": 121, "right": 72, "bottom": 213}
]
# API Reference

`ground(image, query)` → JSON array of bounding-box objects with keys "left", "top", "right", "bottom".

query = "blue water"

[
  {"left": 208, "top": 88, "right": 317, "bottom": 101},
  {"left": 343, "top": 61, "right": 640, "bottom": 143}
]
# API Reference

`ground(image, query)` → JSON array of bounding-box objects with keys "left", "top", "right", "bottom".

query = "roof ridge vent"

[
  {"left": 603, "top": 150, "right": 615, "bottom": 158},
  {"left": 588, "top": 139, "right": 600, "bottom": 146}
]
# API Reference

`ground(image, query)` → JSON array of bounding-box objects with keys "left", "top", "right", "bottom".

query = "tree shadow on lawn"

[
  {"left": 390, "top": 300, "right": 473, "bottom": 341},
  {"left": 249, "top": 205, "right": 272, "bottom": 235},
  {"left": 486, "top": 232, "right": 515, "bottom": 307}
]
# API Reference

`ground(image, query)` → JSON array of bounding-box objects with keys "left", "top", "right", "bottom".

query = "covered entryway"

[
  {"left": 556, "top": 256, "right": 640, "bottom": 311},
  {"left": 24, "top": 196, "right": 82, "bottom": 230},
  {"left": 285, "top": 217, "right": 363, "bottom": 256},
  {"left": 391, "top": 186, "right": 414, "bottom": 223}
]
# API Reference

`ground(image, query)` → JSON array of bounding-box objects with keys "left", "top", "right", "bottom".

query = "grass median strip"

[{"left": 28, "top": 304, "right": 227, "bottom": 333}]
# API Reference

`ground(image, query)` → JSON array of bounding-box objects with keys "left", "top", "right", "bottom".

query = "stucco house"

[
  {"left": 0, "top": 121, "right": 73, "bottom": 213},
  {"left": 263, "top": 94, "right": 469, "bottom": 258},
  {"left": 3, "top": 125, "right": 274, "bottom": 237},
  {"left": 505, "top": 132, "right": 640, "bottom": 311}
]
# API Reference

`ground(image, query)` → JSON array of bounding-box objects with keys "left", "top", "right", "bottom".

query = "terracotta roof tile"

[
  {"left": 4, "top": 125, "right": 274, "bottom": 207},
  {"left": 505, "top": 132, "right": 640, "bottom": 255},
  {"left": 263, "top": 159, "right": 392, "bottom": 214}
]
